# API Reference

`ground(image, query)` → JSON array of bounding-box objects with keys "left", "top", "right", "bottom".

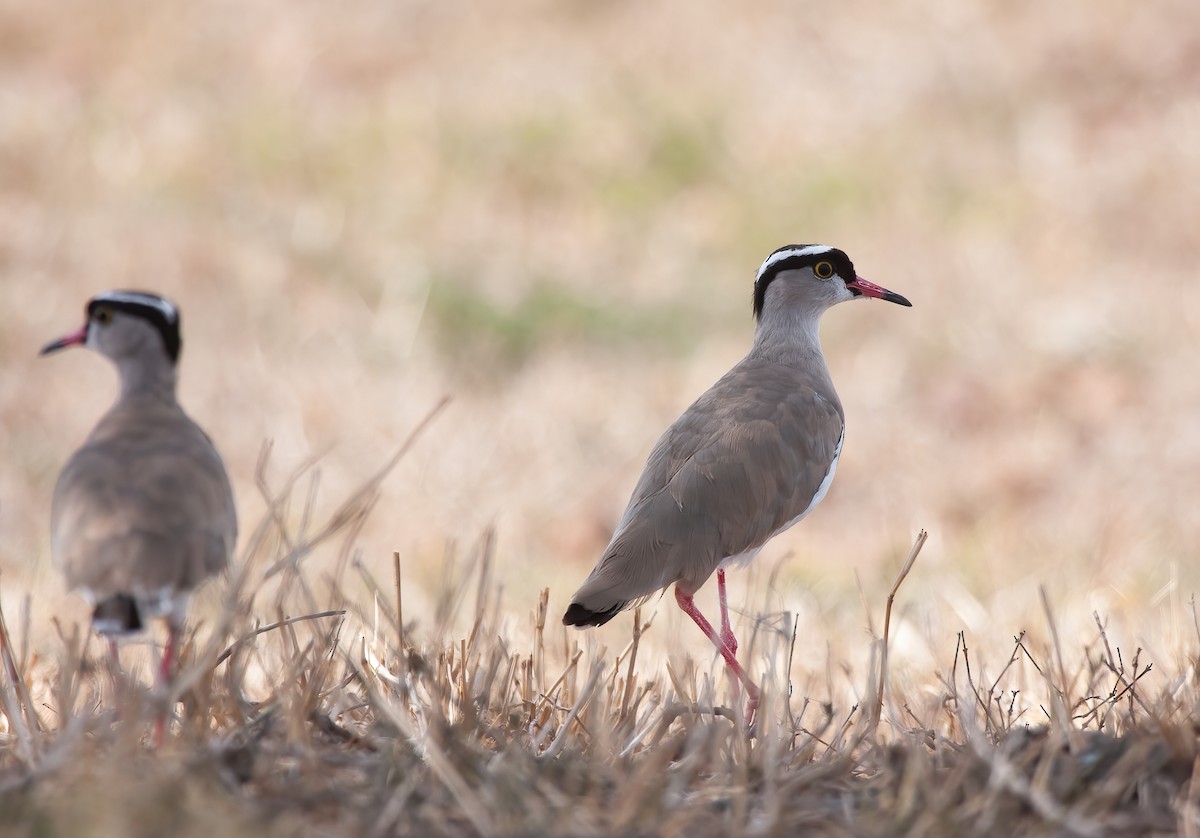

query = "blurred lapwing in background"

[
  {"left": 563, "top": 245, "right": 911, "bottom": 719},
  {"left": 41, "top": 291, "right": 237, "bottom": 745}
]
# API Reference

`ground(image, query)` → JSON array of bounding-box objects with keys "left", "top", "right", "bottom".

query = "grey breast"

[
  {"left": 569, "top": 355, "right": 844, "bottom": 616},
  {"left": 50, "top": 393, "right": 237, "bottom": 604}
]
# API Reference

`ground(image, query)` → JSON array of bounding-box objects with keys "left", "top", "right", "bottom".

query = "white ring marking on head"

[
  {"left": 95, "top": 291, "right": 178, "bottom": 323},
  {"left": 755, "top": 245, "right": 836, "bottom": 284}
]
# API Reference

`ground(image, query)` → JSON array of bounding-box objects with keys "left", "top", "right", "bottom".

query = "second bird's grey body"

[
  {"left": 44, "top": 292, "right": 237, "bottom": 635},
  {"left": 51, "top": 381, "right": 236, "bottom": 631},
  {"left": 564, "top": 244, "right": 910, "bottom": 628}
]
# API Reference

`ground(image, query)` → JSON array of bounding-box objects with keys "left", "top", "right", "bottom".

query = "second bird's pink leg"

[
  {"left": 675, "top": 583, "right": 760, "bottom": 721},
  {"left": 153, "top": 623, "right": 179, "bottom": 748}
]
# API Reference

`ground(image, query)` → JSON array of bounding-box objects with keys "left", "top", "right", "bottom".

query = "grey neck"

[
  {"left": 750, "top": 305, "right": 827, "bottom": 367},
  {"left": 749, "top": 305, "right": 842, "bottom": 412},
  {"left": 115, "top": 355, "right": 179, "bottom": 401}
]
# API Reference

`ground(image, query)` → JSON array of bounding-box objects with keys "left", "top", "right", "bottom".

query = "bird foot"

[{"left": 744, "top": 688, "right": 760, "bottom": 731}]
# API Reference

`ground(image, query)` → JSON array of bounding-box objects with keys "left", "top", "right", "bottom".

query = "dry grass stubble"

[{"left": 2, "top": 405, "right": 1199, "bottom": 836}]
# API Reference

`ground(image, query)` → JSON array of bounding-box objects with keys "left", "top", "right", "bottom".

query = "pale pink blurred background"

[{"left": 1, "top": 1, "right": 1198, "bottom": 698}]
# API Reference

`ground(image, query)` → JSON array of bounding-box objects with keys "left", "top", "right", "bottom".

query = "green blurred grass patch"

[{"left": 424, "top": 274, "right": 701, "bottom": 372}]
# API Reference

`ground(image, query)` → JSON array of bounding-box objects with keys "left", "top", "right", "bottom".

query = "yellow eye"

[
  {"left": 814, "top": 261, "right": 834, "bottom": 279},
  {"left": 94, "top": 306, "right": 113, "bottom": 325}
]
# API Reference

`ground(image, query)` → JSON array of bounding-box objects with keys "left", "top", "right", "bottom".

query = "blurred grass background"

[{"left": 1, "top": 0, "right": 1199, "bottom": 707}]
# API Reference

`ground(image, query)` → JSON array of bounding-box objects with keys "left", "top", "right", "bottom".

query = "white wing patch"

[
  {"left": 718, "top": 426, "right": 845, "bottom": 570},
  {"left": 792, "top": 426, "right": 844, "bottom": 527}
]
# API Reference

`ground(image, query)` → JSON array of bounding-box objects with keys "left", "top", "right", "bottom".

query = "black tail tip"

[
  {"left": 562, "top": 601, "right": 624, "bottom": 628},
  {"left": 92, "top": 594, "right": 142, "bottom": 635}
]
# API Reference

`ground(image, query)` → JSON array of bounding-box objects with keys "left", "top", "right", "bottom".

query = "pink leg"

[
  {"left": 159, "top": 624, "right": 178, "bottom": 686},
  {"left": 716, "top": 569, "right": 736, "bottom": 657},
  {"left": 153, "top": 623, "right": 179, "bottom": 748},
  {"left": 675, "top": 584, "right": 759, "bottom": 720}
]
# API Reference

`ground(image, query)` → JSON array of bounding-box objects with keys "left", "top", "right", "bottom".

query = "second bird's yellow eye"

[
  {"left": 94, "top": 306, "right": 113, "bottom": 325},
  {"left": 814, "top": 261, "right": 834, "bottom": 279}
]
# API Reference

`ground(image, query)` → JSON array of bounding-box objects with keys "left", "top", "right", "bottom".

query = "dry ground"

[{"left": 2, "top": 0, "right": 1200, "bottom": 834}]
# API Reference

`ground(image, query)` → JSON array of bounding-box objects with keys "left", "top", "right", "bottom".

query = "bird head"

[
  {"left": 40, "top": 291, "right": 182, "bottom": 365},
  {"left": 752, "top": 245, "right": 911, "bottom": 322}
]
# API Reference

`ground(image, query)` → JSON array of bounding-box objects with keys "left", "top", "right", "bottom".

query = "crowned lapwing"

[
  {"left": 41, "top": 291, "right": 237, "bottom": 744},
  {"left": 563, "top": 245, "right": 910, "bottom": 718}
]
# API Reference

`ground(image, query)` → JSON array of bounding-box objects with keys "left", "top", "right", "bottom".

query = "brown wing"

[
  {"left": 565, "top": 357, "right": 844, "bottom": 624},
  {"left": 51, "top": 396, "right": 237, "bottom": 600}
]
